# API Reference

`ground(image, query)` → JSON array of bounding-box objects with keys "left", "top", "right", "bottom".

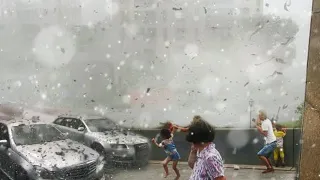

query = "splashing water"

[
  {"left": 13, "top": 81, "right": 22, "bottom": 88},
  {"left": 32, "top": 25, "right": 75, "bottom": 68},
  {"left": 227, "top": 130, "right": 250, "bottom": 148},
  {"left": 19, "top": 0, "right": 41, "bottom": 4},
  {"left": 199, "top": 76, "right": 221, "bottom": 97},
  {"left": 215, "top": 102, "right": 227, "bottom": 112},
  {"left": 124, "top": 23, "right": 139, "bottom": 38},
  {"left": 106, "top": 1, "right": 120, "bottom": 18},
  {"left": 184, "top": 43, "right": 199, "bottom": 58},
  {"left": 174, "top": 11, "right": 183, "bottom": 19},
  {"left": 121, "top": 95, "right": 131, "bottom": 104},
  {"left": 138, "top": 112, "right": 152, "bottom": 128},
  {"left": 80, "top": 0, "right": 112, "bottom": 25}
]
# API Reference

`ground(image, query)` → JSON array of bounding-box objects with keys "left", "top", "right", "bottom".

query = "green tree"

[
  {"left": 295, "top": 102, "right": 304, "bottom": 121},
  {"left": 294, "top": 102, "right": 304, "bottom": 127}
]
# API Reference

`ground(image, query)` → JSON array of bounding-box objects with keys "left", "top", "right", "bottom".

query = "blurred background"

[{"left": 0, "top": 0, "right": 312, "bottom": 128}]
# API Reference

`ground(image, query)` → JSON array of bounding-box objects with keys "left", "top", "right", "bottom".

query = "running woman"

[{"left": 152, "top": 129, "right": 181, "bottom": 179}]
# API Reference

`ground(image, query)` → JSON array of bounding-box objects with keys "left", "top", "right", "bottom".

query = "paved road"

[
  {"left": 0, "top": 164, "right": 296, "bottom": 180},
  {"left": 107, "top": 164, "right": 296, "bottom": 180}
]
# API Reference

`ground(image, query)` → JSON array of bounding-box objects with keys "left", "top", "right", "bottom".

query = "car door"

[
  {"left": 0, "top": 123, "right": 17, "bottom": 178},
  {"left": 64, "top": 118, "right": 86, "bottom": 142},
  {"left": 53, "top": 118, "right": 71, "bottom": 133},
  {"left": 66, "top": 118, "right": 86, "bottom": 143}
]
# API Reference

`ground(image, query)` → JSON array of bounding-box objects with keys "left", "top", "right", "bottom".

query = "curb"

[{"left": 148, "top": 161, "right": 296, "bottom": 171}]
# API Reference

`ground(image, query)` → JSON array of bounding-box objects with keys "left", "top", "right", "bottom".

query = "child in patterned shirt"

[
  {"left": 152, "top": 129, "right": 181, "bottom": 179},
  {"left": 273, "top": 124, "right": 286, "bottom": 167}
]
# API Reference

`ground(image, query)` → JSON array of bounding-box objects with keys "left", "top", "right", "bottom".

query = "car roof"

[{"left": 57, "top": 113, "right": 109, "bottom": 121}]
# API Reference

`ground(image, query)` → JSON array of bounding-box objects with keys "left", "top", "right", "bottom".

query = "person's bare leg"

[
  {"left": 266, "top": 158, "right": 274, "bottom": 169},
  {"left": 258, "top": 155, "right": 272, "bottom": 168},
  {"left": 280, "top": 149, "right": 285, "bottom": 166},
  {"left": 172, "top": 161, "right": 180, "bottom": 180},
  {"left": 259, "top": 155, "right": 275, "bottom": 173},
  {"left": 162, "top": 157, "right": 171, "bottom": 178}
]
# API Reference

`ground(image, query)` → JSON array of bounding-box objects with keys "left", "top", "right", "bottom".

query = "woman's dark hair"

[
  {"left": 186, "top": 117, "right": 215, "bottom": 144},
  {"left": 160, "top": 128, "right": 172, "bottom": 139},
  {"left": 161, "top": 121, "right": 172, "bottom": 129}
]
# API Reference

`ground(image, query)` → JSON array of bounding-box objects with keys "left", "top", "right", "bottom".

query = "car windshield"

[
  {"left": 12, "top": 124, "right": 66, "bottom": 145},
  {"left": 85, "top": 118, "right": 119, "bottom": 132}
]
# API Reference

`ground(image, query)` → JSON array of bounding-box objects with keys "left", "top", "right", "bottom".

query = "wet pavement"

[
  {"left": 0, "top": 163, "right": 296, "bottom": 180},
  {"left": 107, "top": 163, "right": 296, "bottom": 180}
]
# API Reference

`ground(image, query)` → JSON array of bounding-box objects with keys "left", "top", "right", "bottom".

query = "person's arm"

[
  {"left": 151, "top": 138, "right": 164, "bottom": 148},
  {"left": 188, "top": 145, "right": 197, "bottom": 169},
  {"left": 204, "top": 155, "right": 225, "bottom": 180},
  {"left": 180, "top": 127, "right": 189, "bottom": 132},
  {"left": 171, "top": 126, "right": 176, "bottom": 134},
  {"left": 255, "top": 116, "right": 261, "bottom": 126},
  {"left": 282, "top": 127, "right": 287, "bottom": 133},
  {"left": 256, "top": 121, "right": 268, "bottom": 137},
  {"left": 256, "top": 125, "right": 268, "bottom": 137},
  {"left": 173, "top": 124, "right": 189, "bottom": 132}
]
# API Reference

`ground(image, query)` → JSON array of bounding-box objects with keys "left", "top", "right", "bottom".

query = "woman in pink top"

[{"left": 186, "top": 118, "right": 226, "bottom": 180}]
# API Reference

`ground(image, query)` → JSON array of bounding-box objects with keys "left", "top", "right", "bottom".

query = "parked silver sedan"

[
  {"left": 52, "top": 114, "right": 151, "bottom": 167},
  {"left": 0, "top": 116, "right": 105, "bottom": 180}
]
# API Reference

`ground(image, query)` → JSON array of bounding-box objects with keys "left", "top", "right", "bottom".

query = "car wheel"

[
  {"left": 91, "top": 143, "right": 105, "bottom": 156},
  {"left": 91, "top": 143, "right": 115, "bottom": 169},
  {"left": 91, "top": 143, "right": 109, "bottom": 163}
]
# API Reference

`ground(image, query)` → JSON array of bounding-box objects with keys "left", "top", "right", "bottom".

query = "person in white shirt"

[{"left": 255, "top": 110, "right": 277, "bottom": 173}]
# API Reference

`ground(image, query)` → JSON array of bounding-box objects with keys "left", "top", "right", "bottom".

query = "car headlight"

[
  {"left": 110, "top": 144, "right": 127, "bottom": 150},
  {"left": 96, "top": 156, "right": 105, "bottom": 173},
  {"left": 34, "top": 166, "right": 53, "bottom": 179}
]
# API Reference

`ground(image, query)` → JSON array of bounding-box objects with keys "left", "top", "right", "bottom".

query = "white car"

[
  {"left": 52, "top": 114, "right": 151, "bottom": 167},
  {"left": 0, "top": 116, "right": 105, "bottom": 180}
]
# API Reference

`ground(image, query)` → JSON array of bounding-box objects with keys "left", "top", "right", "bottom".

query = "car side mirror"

[
  {"left": 78, "top": 127, "right": 85, "bottom": 132},
  {"left": 0, "top": 140, "right": 8, "bottom": 148}
]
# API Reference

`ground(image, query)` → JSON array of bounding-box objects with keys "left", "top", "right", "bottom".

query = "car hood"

[
  {"left": 90, "top": 130, "right": 149, "bottom": 145},
  {"left": 16, "top": 139, "right": 99, "bottom": 170}
]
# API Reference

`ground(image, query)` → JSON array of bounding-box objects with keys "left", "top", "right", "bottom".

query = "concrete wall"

[{"left": 133, "top": 128, "right": 301, "bottom": 167}]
